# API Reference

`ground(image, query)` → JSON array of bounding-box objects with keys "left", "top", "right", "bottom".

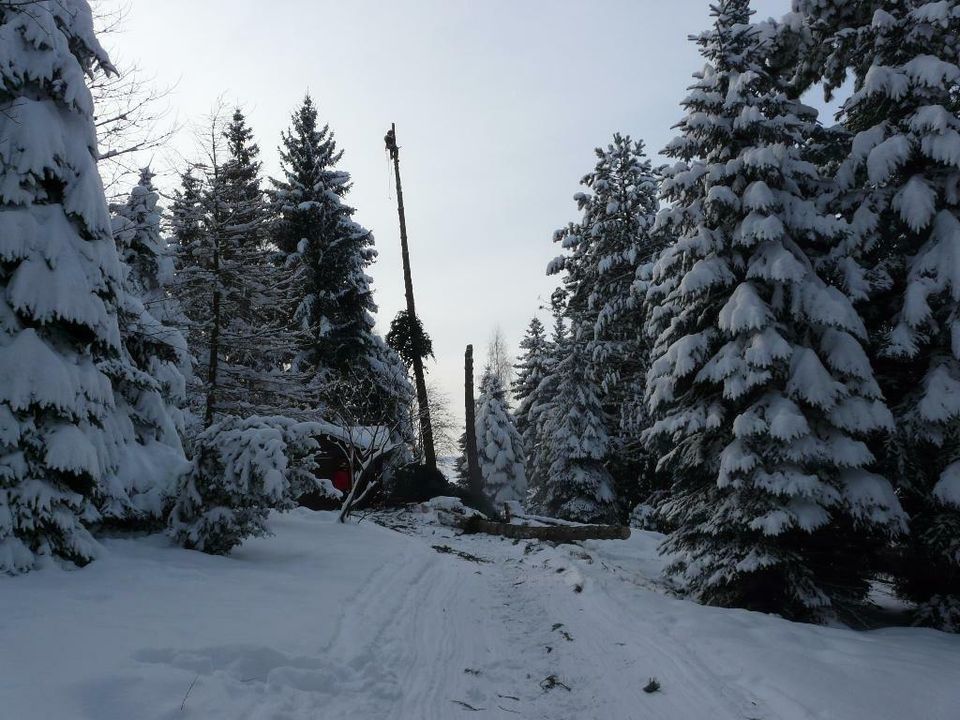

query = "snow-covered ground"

[{"left": 2, "top": 505, "right": 958, "bottom": 720}]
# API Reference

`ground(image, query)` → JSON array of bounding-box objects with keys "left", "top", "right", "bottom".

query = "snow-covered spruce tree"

[
  {"left": 100, "top": 168, "right": 190, "bottom": 523},
  {"left": 791, "top": 0, "right": 960, "bottom": 630},
  {"left": 365, "top": 334, "right": 418, "bottom": 451},
  {"left": 524, "top": 290, "right": 569, "bottom": 504},
  {"left": 175, "top": 108, "right": 294, "bottom": 426},
  {"left": 786, "top": 1, "right": 874, "bottom": 98},
  {"left": 475, "top": 370, "right": 527, "bottom": 506},
  {"left": 644, "top": 1, "right": 905, "bottom": 620},
  {"left": 271, "top": 95, "right": 343, "bottom": 256},
  {"left": 0, "top": 0, "right": 130, "bottom": 572},
  {"left": 216, "top": 109, "right": 288, "bottom": 412},
  {"left": 168, "top": 416, "right": 329, "bottom": 555},
  {"left": 512, "top": 317, "right": 550, "bottom": 450},
  {"left": 510, "top": 317, "right": 550, "bottom": 486},
  {"left": 553, "top": 134, "right": 663, "bottom": 409},
  {"left": 526, "top": 288, "right": 616, "bottom": 523},
  {"left": 168, "top": 166, "right": 208, "bottom": 428},
  {"left": 125, "top": 168, "right": 192, "bottom": 342},
  {"left": 549, "top": 134, "right": 667, "bottom": 515},
  {"left": 270, "top": 95, "right": 390, "bottom": 424},
  {"left": 535, "top": 340, "right": 616, "bottom": 523}
]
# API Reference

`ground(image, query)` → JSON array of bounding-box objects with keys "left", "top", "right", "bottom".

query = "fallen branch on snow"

[
  {"left": 451, "top": 699, "right": 484, "bottom": 711},
  {"left": 432, "top": 544, "right": 490, "bottom": 563},
  {"left": 180, "top": 674, "right": 200, "bottom": 712}
]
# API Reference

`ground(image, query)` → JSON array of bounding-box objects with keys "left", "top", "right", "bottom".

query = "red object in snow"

[{"left": 332, "top": 468, "right": 352, "bottom": 493}]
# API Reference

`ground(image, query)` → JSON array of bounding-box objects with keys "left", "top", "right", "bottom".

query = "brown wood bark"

[
  {"left": 462, "top": 345, "right": 500, "bottom": 518},
  {"left": 389, "top": 123, "right": 436, "bottom": 470},
  {"left": 460, "top": 516, "right": 630, "bottom": 541},
  {"left": 464, "top": 345, "right": 483, "bottom": 499}
]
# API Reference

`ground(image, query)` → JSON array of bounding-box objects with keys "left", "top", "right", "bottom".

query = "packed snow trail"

[{"left": 2, "top": 507, "right": 958, "bottom": 720}]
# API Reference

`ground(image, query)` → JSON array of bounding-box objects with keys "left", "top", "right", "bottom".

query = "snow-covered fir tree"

[
  {"left": 512, "top": 317, "right": 550, "bottom": 447},
  {"left": 475, "top": 370, "right": 527, "bottom": 507},
  {"left": 173, "top": 109, "right": 293, "bottom": 426},
  {"left": 526, "top": 288, "right": 616, "bottom": 522},
  {"left": 644, "top": 1, "right": 906, "bottom": 620},
  {"left": 549, "top": 133, "right": 667, "bottom": 514},
  {"left": 791, "top": 0, "right": 960, "bottom": 630},
  {"left": 169, "top": 168, "right": 205, "bottom": 267},
  {"left": 271, "top": 95, "right": 397, "bottom": 426},
  {"left": 168, "top": 167, "right": 206, "bottom": 430},
  {"left": 365, "top": 334, "right": 418, "bottom": 450},
  {"left": 217, "top": 109, "right": 285, "bottom": 406},
  {"left": 100, "top": 168, "right": 190, "bottom": 523},
  {"left": 271, "top": 95, "right": 344, "bottom": 256},
  {"left": 534, "top": 340, "right": 616, "bottom": 523},
  {"left": 115, "top": 169, "right": 186, "bottom": 329},
  {"left": 524, "top": 290, "right": 569, "bottom": 502},
  {"left": 168, "top": 416, "right": 327, "bottom": 555},
  {"left": 170, "top": 153, "right": 221, "bottom": 425},
  {"left": 0, "top": 0, "right": 132, "bottom": 572},
  {"left": 551, "top": 134, "right": 663, "bottom": 403}
]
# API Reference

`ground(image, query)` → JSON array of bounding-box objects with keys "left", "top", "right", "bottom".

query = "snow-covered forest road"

[{"left": 3, "top": 507, "right": 958, "bottom": 720}]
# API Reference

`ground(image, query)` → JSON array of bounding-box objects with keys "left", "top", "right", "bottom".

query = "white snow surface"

[{"left": 2, "top": 506, "right": 958, "bottom": 720}]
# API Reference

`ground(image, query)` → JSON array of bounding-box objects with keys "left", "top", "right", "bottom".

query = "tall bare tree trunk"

[
  {"left": 388, "top": 123, "right": 436, "bottom": 470},
  {"left": 464, "top": 344, "right": 483, "bottom": 500}
]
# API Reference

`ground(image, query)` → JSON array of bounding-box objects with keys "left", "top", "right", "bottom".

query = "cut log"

[
  {"left": 512, "top": 512, "right": 581, "bottom": 528},
  {"left": 460, "top": 516, "right": 630, "bottom": 541}
]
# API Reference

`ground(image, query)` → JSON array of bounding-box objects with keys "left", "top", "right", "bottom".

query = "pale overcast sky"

[{"left": 102, "top": 0, "right": 808, "bottom": 422}]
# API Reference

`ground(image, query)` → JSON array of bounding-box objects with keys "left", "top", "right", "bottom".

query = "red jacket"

[{"left": 332, "top": 468, "right": 352, "bottom": 493}]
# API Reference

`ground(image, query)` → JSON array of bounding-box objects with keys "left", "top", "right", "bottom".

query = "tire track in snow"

[
  {"left": 310, "top": 517, "right": 782, "bottom": 719},
  {"left": 546, "top": 564, "right": 767, "bottom": 720},
  {"left": 444, "top": 534, "right": 774, "bottom": 720},
  {"left": 383, "top": 559, "right": 488, "bottom": 719},
  {"left": 317, "top": 541, "right": 439, "bottom": 716},
  {"left": 320, "top": 531, "right": 554, "bottom": 718}
]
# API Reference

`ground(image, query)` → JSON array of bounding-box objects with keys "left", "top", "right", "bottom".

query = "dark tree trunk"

[
  {"left": 463, "top": 344, "right": 500, "bottom": 518},
  {"left": 204, "top": 226, "right": 221, "bottom": 428},
  {"left": 204, "top": 136, "right": 224, "bottom": 429},
  {"left": 388, "top": 124, "right": 436, "bottom": 470},
  {"left": 464, "top": 344, "right": 483, "bottom": 500},
  {"left": 460, "top": 516, "right": 631, "bottom": 541}
]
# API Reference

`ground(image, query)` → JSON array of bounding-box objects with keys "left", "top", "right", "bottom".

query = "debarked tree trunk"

[{"left": 459, "top": 516, "right": 630, "bottom": 541}]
